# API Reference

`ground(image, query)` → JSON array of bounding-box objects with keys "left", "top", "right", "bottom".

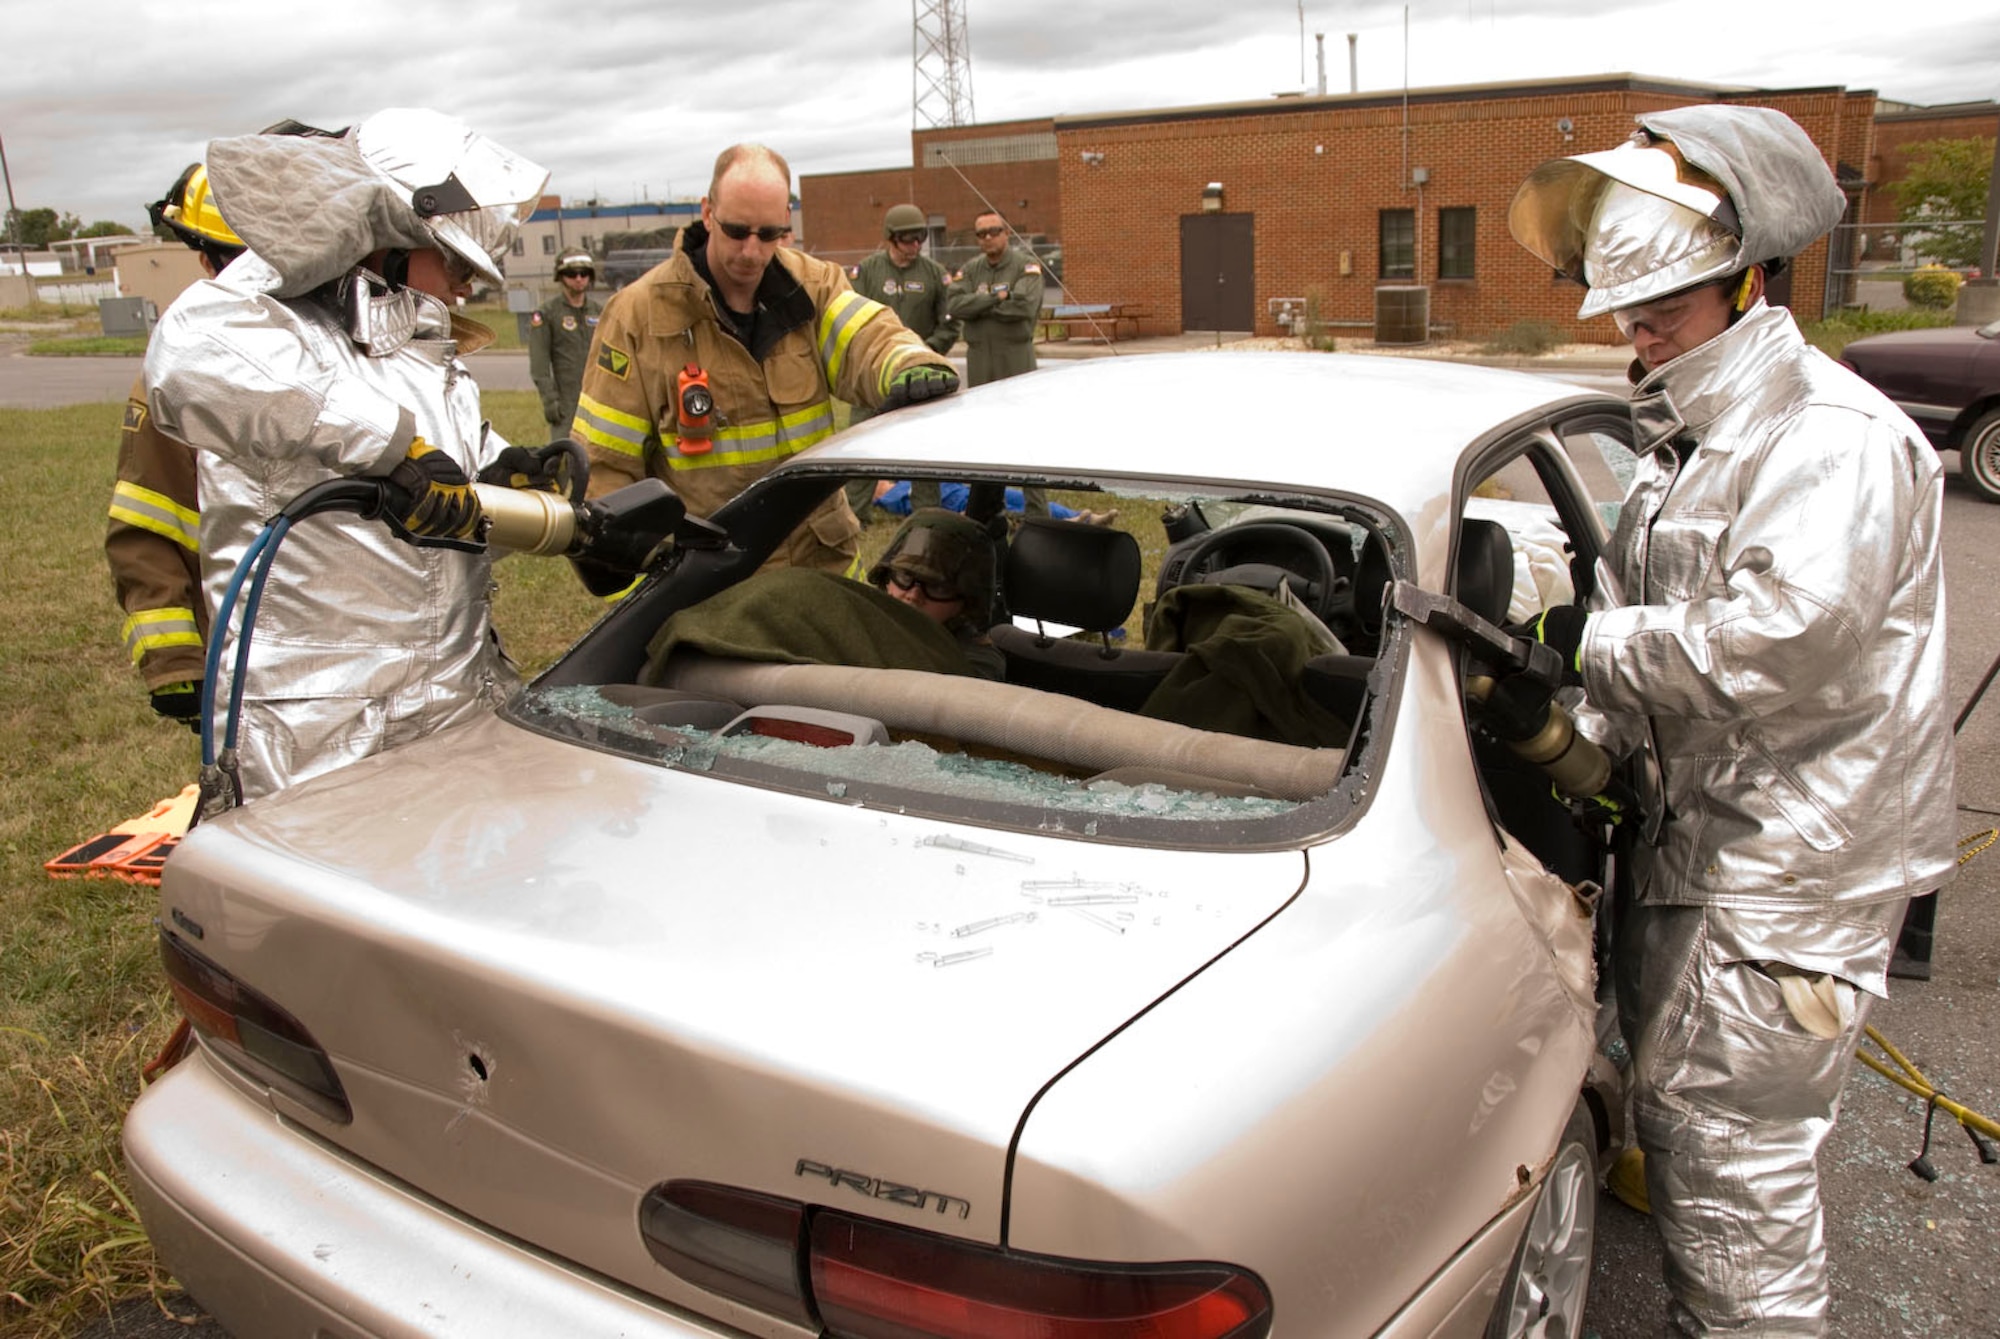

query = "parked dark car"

[{"left": 1840, "top": 317, "right": 2000, "bottom": 502}]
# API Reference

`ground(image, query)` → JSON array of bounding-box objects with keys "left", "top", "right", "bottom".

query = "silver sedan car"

[{"left": 124, "top": 353, "right": 1640, "bottom": 1338}]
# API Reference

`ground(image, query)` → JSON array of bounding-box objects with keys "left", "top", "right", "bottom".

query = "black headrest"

[
  {"left": 1456, "top": 518, "right": 1515, "bottom": 629},
  {"left": 1004, "top": 518, "right": 1141, "bottom": 632}
]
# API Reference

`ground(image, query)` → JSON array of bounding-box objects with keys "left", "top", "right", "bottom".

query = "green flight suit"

[
  {"left": 527, "top": 292, "right": 602, "bottom": 432},
  {"left": 947, "top": 247, "right": 1047, "bottom": 515},
  {"left": 847, "top": 249, "right": 964, "bottom": 513},
  {"left": 852, "top": 251, "right": 959, "bottom": 356},
  {"left": 947, "top": 247, "right": 1043, "bottom": 386}
]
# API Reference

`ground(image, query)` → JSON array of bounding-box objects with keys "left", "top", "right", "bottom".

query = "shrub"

[
  {"left": 1480, "top": 319, "right": 1562, "bottom": 356},
  {"left": 1803, "top": 307, "right": 1952, "bottom": 358},
  {"left": 1299, "top": 290, "right": 1337, "bottom": 352},
  {"left": 1903, "top": 264, "right": 1962, "bottom": 310}
]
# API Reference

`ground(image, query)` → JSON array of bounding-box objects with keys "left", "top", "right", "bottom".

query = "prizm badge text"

[{"left": 795, "top": 1159, "right": 971, "bottom": 1219}]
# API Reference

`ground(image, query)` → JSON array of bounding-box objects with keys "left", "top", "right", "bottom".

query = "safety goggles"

[
  {"left": 1610, "top": 279, "right": 1728, "bottom": 340},
  {"left": 556, "top": 266, "right": 593, "bottom": 279},
  {"left": 887, "top": 570, "right": 962, "bottom": 604},
  {"left": 715, "top": 219, "right": 792, "bottom": 244},
  {"left": 972, "top": 226, "right": 1005, "bottom": 239},
  {"left": 889, "top": 230, "right": 926, "bottom": 246}
]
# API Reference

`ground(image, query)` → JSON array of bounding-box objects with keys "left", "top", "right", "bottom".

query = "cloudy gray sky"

[{"left": 5, "top": 0, "right": 1996, "bottom": 233}]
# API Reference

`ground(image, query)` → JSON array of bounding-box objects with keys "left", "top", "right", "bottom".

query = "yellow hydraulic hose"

[
  {"left": 1857, "top": 1026, "right": 2000, "bottom": 1142},
  {"left": 1856, "top": 828, "right": 2000, "bottom": 1144}
]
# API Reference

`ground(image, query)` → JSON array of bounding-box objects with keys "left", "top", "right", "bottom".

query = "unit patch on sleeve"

[
  {"left": 529, "top": 310, "right": 544, "bottom": 326},
  {"left": 122, "top": 398, "right": 148, "bottom": 434},
  {"left": 1023, "top": 263, "right": 1042, "bottom": 275},
  {"left": 597, "top": 344, "right": 632, "bottom": 380}
]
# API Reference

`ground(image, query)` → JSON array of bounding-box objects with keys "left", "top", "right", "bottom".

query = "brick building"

[
  {"left": 798, "top": 116, "right": 1063, "bottom": 270},
  {"left": 802, "top": 74, "right": 1993, "bottom": 344}
]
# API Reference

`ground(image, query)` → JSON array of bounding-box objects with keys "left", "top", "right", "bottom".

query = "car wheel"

[
  {"left": 1483, "top": 1100, "right": 1598, "bottom": 1339},
  {"left": 1962, "top": 409, "right": 2000, "bottom": 504}
]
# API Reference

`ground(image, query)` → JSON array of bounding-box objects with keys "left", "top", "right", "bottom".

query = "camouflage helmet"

[
  {"left": 883, "top": 203, "right": 927, "bottom": 236},
  {"left": 868, "top": 508, "right": 997, "bottom": 629},
  {"left": 555, "top": 249, "right": 596, "bottom": 278}
]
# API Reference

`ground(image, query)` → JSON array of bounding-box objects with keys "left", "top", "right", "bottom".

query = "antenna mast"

[{"left": 913, "top": 0, "right": 976, "bottom": 128}]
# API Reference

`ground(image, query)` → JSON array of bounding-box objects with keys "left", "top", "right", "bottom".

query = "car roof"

[{"left": 803, "top": 351, "right": 1616, "bottom": 515}]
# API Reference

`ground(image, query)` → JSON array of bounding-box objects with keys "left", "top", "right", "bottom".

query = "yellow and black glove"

[
  {"left": 381, "top": 437, "right": 483, "bottom": 552},
  {"left": 1508, "top": 606, "right": 1589, "bottom": 686},
  {"left": 150, "top": 681, "right": 202, "bottom": 734},
  {"left": 882, "top": 363, "right": 959, "bottom": 410},
  {"left": 477, "top": 438, "right": 588, "bottom": 503}
]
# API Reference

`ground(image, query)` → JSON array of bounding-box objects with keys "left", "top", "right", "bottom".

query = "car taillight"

[
  {"left": 639, "top": 1182, "right": 1272, "bottom": 1339},
  {"left": 158, "top": 928, "right": 351, "bottom": 1123},
  {"left": 639, "top": 1181, "right": 813, "bottom": 1326}
]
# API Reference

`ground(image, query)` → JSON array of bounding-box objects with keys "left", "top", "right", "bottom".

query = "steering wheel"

[{"left": 1173, "top": 521, "right": 1347, "bottom": 623}]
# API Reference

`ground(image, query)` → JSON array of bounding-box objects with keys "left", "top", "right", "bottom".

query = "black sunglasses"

[
  {"left": 715, "top": 219, "right": 792, "bottom": 244},
  {"left": 889, "top": 230, "right": 926, "bottom": 245},
  {"left": 973, "top": 226, "right": 1005, "bottom": 238}
]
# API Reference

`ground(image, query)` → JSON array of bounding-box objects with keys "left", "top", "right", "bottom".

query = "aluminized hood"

[{"left": 160, "top": 712, "right": 1307, "bottom": 1262}]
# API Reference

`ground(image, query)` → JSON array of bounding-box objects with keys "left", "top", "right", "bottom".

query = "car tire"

[
  {"left": 1961, "top": 409, "right": 2000, "bottom": 504},
  {"left": 1482, "top": 1099, "right": 1599, "bottom": 1339}
]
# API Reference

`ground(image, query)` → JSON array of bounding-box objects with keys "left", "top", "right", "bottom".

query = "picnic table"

[{"left": 1038, "top": 303, "right": 1148, "bottom": 343}]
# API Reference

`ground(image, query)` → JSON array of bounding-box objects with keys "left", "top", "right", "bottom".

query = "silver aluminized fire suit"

[
  {"left": 146, "top": 252, "right": 514, "bottom": 801},
  {"left": 1581, "top": 299, "right": 1957, "bottom": 1336}
]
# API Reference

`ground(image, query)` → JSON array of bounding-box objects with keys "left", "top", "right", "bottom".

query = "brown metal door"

[{"left": 1180, "top": 214, "right": 1255, "bottom": 332}]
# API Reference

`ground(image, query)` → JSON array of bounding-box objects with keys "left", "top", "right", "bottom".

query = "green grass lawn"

[{"left": 0, "top": 390, "right": 598, "bottom": 1338}]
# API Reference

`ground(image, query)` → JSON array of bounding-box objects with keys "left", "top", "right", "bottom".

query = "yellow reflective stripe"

[
  {"left": 842, "top": 552, "right": 867, "bottom": 581},
  {"left": 109, "top": 481, "right": 200, "bottom": 551},
  {"left": 600, "top": 575, "right": 644, "bottom": 603},
  {"left": 817, "top": 292, "right": 884, "bottom": 390},
  {"left": 662, "top": 401, "right": 836, "bottom": 472},
  {"left": 121, "top": 608, "right": 202, "bottom": 664},
  {"left": 573, "top": 393, "right": 650, "bottom": 459}
]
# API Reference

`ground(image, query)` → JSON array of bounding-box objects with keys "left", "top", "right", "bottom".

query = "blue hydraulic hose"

[
  {"left": 226, "top": 516, "right": 293, "bottom": 756},
  {"left": 200, "top": 522, "right": 278, "bottom": 768},
  {"left": 198, "top": 478, "right": 388, "bottom": 773}
]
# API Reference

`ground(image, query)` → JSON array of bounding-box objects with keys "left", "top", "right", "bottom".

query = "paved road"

[
  {"left": 50, "top": 340, "right": 2000, "bottom": 1336},
  {"left": 0, "top": 345, "right": 537, "bottom": 408}
]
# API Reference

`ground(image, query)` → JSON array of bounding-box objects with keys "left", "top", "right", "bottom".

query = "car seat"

[{"left": 986, "top": 518, "right": 1183, "bottom": 712}]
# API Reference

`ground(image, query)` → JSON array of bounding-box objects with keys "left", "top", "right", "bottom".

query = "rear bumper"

[{"left": 123, "top": 1049, "right": 736, "bottom": 1339}]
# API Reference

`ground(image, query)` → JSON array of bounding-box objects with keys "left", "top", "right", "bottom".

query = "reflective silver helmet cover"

[
  {"left": 356, "top": 108, "right": 548, "bottom": 286},
  {"left": 1508, "top": 104, "right": 1846, "bottom": 318},
  {"left": 205, "top": 108, "right": 547, "bottom": 299}
]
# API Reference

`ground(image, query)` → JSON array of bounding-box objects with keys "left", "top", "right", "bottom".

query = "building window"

[
  {"left": 1379, "top": 210, "right": 1414, "bottom": 280},
  {"left": 1438, "top": 208, "right": 1475, "bottom": 280},
  {"left": 510, "top": 238, "right": 525, "bottom": 257},
  {"left": 542, "top": 235, "right": 557, "bottom": 255},
  {"left": 580, "top": 235, "right": 595, "bottom": 253}
]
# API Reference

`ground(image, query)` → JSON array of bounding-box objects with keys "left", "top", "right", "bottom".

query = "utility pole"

[
  {"left": 0, "top": 129, "right": 33, "bottom": 307},
  {"left": 0, "top": 130, "right": 21, "bottom": 255}
]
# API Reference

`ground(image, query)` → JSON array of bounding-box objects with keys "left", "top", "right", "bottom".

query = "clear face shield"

[{"left": 356, "top": 109, "right": 549, "bottom": 286}]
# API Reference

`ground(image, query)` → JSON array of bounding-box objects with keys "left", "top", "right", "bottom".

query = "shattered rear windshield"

[{"left": 510, "top": 485, "right": 1401, "bottom": 845}]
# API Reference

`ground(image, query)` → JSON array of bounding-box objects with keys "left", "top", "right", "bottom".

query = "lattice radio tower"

[{"left": 912, "top": 0, "right": 975, "bottom": 129}]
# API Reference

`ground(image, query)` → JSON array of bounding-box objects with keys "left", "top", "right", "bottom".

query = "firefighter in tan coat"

[
  {"left": 568, "top": 144, "right": 957, "bottom": 579},
  {"left": 106, "top": 163, "right": 246, "bottom": 729}
]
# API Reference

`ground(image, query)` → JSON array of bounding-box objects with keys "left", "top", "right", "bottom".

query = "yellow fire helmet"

[{"left": 150, "top": 163, "right": 244, "bottom": 253}]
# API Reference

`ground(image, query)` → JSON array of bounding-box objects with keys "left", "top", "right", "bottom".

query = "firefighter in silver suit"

[
  {"left": 1509, "top": 105, "right": 1957, "bottom": 1337},
  {"left": 145, "top": 109, "right": 549, "bottom": 801}
]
